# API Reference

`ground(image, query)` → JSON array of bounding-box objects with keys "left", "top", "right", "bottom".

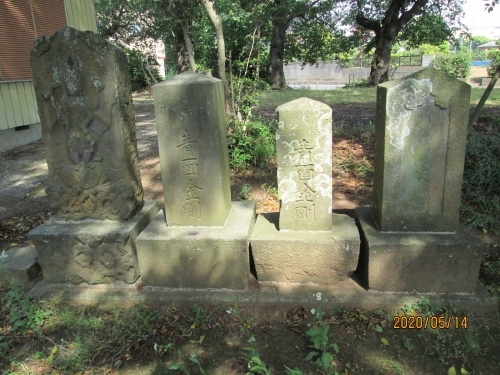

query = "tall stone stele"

[
  {"left": 154, "top": 72, "right": 231, "bottom": 226},
  {"left": 31, "top": 27, "right": 143, "bottom": 220},
  {"left": 372, "top": 67, "right": 470, "bottom": 233},
  {"left": 276, "top": 98, "right": 333, "bottom": 231},
  {"left": 28, "top": 27, "right": 159, "bottom": 284},
  {"left": 250, "top": 98, "right": 360, "bottom": 286},
  {"left": 355, "top": 68, "right": 483, "bottom": 293},
  {"left": 136, "top": 72, "right": 255, "bottom": 290}
]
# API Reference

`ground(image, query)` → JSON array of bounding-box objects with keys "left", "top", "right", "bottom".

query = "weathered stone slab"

[
  {"left": 153, "top": 72, "right": 231, "bottom": 226},
  {"left": 28, "top": 201, "right": 159, "bottom": 284},
  {"left": 0, "top": 246, "right": 41, "bottom": 286},
  {"left": 136, "top": 201, "right": 255, "bottom": 289},
  {"left": 373, "top": 68, "right": 470, "bottom": 232},
  {"left": 30, "top": 27, "right": 143, "bottom": 221},
  {"left": 355, "top": 207, "right": 482, "bottom": 293},
  {"left": 251, "top": 212, "right": 359, "bottom": 285},
  {"left": 276, "top": 98, "right": 332, "bottom": 231}
]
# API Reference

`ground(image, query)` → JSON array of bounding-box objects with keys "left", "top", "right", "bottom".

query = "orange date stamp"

[{"left": 393, "top": 315, "right": 468, "bottom": 329}]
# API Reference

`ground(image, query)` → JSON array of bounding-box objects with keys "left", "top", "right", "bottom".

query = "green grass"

[
  {"left": 470, "top": 87, "right": 500, "bottom": 105},
  {"left": 255, "top": 87, "right": 500, "bottom": 108},
  {"left": 255, "top": 87, "right": 377, "bottom": 107}
]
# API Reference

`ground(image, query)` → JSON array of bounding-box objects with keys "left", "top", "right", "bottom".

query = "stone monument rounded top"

[{"left": 276, "top": 97, "right": 331, "bottom": 113}]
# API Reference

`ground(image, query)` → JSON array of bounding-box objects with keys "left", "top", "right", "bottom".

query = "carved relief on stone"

[{"left": 31, "top": 27, "right": 143, "bottom": 221}]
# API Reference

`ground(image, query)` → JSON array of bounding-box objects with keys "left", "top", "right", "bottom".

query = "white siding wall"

[{"left": 0, "top": 81, "right": 39, "bottom": 130}]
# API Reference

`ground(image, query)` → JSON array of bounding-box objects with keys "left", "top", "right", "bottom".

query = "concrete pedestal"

[
  {"left": 136, "top": 201, "right": 256, "bottom": 290},
  {"left": 355, "top": 207, "right": 483, "bottom": 293},
  {"left": 28, "top": 201, "right": 160, "bottom": 284},
  {"left": 250, "top": 212, "right": 360, "bottom": 285}
]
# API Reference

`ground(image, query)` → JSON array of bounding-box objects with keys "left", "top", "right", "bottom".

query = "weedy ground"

[
  {"left": 1, "top": 286, "right": 500, "bottom": 375},
  {"left": 1, "top": 87, "right": 500, "bottom": 374}
]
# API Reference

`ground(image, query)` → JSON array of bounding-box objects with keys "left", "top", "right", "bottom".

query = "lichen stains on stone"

[{"left": 386, "top": 78, "right": 433, "bottom": 150}]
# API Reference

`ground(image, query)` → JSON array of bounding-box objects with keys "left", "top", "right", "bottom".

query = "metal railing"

[{"left": 340, "top": 55, "right": 423, "bottom": 68}]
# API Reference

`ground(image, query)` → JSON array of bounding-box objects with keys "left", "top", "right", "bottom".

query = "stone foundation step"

[{"left": 0, "top": 246, "right": 41, "bottom": 286}]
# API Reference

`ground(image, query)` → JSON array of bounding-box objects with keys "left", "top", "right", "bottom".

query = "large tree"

[
  {"left": 353, "top": 0, "right": 464, "bottom": 85},
  {"left": 241, "top": 0, "right": 338, "bottom": 89}
]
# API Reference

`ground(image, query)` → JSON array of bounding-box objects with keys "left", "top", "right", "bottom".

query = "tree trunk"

[
  {"left": 182, "top": 23, "right": 196, "bottom": 71},
  {"left": 468, "top": 63, "right": 500, "bottom": 131},
  {"left": 369, "top": 32, "right": 394, "bottom": 86},
  {"left": 356, "top": 0, "right": 429, "bottom": 86},
  {"left": 176, "top": 23, "right": 195, "bottom": 73},
  {"left": 200, "top": 0, "right": 231, "bottom": 112},
  {"left": 269, "top": 20, "right": 288, "bottom": 90}
]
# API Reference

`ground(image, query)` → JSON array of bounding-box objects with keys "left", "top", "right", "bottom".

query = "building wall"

[
  {"left": 283, "top": 56, "right": 435, "bottom": 85},
  {"left": 64, "top": 0, "right": 98, "bottom": 33},
  {"left": 0, "top": 0, "right": 98, "bottom": 152},
  {"left": 0, "top": 80, "right": 39, "bottom": 130}
]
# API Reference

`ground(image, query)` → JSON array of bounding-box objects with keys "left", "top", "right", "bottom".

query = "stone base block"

[
  {"left": 250, "top": 212, "right": 360, "bottom": 285},
  {"left": 136, "top": 201, "right": 256, "bottom": 290},
  {"left": 0, "top": 246, "right": 41, "bottom": 286},
  {"left": 355, "top": 207, "right": 483, "bottom": 293},
  {"left": 28, "top": 201, "right": 160, "bottom": 284}
]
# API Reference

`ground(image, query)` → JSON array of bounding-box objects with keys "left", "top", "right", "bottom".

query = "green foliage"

[
  {"left": 1, "top": 282, "right": 52, "bottom": 334},
  {"left": 461, "top": 125, "right": 500, "bottom": 232},
  {"left": 284, "top": 367, "right": 313, "bottom": 375},
  {"left": 285, "top": 21, "right": 351, "bottom": 65},
  {"left": 244, "top": 346, "right": 274, "bottom": 375},
  {"left": 237, "top": 183, "right": 253, "bottom": 201},
  {"left": 481, "top": 253, "right": 500, "bottom": 301},
  {"left": 189, "top": 305, "right": 208, "bottom": 327},
  {"left": 487, "top": 50, "right": 500, "bottom": 77},
  {"left": 227, "top": 119, "right": 276, "bottom": 171},
  {"left": 397, "top": 297, "right": 440, "bottom": 317},
  {"left": 304, "top": 310, "right": 339, "bottom": 373},
  {"left": 422, "top": 330, "right": 482, "bottom": 365},
  {"left": 397, "top": 14, "right": 452, "bottom": 49},
  {"left": 433, "top": 52, "right": 471, "bottom": 79},
  {"left": 122, "top": 47, "right": 162, "bottom": 91},
  {"left": 417, "top": 43, "right": 442, "bottom": 55},
  {"left": 0, "top": 335, "right": 11, "bottom": 359}
]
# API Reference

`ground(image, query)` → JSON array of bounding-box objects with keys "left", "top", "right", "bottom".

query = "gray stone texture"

[
  {"left": 251, "top": 212, "right": 360, "bottom": 285},
  {"left": 27, "top": 279, "right": 497, "bottom": 316},
  {"left": 30, "top": 27, "right": 143, "bottom": 221},
  {"left": 276, "top": 98, "right": 332, "bottom": 231},
  {"left": 136, "top": 201, "right": 255, "bottom": 289},
  {"left": 0, "top": 246, "right": 41, "bottom": 286},
  {"left": 153, "top": 72, "right": 231, "bottom": 226},
  {"left": 355, "top": 207, "right": 482, "bottom": 293},
  {"left": 28, "top": 201, "right": 159, "bottom": 284},
  {"left": 373, "top": 68, "right": 471, "bottom": 232}
]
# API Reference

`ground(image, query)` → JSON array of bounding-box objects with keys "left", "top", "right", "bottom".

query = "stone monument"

[
  {"left": 251, "top": 98, "right": 360, "bottom": 285},
  {"left": 355, "top": 68, "right": 482, "bottom": 293},
  {"left": 28, "top": 27, "right": 159, "bottom": 284},
  {"left": 136, "top": 72, "right": 255, "bottom": 290}
]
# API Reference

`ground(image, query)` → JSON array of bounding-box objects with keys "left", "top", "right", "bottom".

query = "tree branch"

[
  {"left": 355, "top": 13, "right": 381, "bottom": 34},
  {"left": 398, "top": 0, "right": 429, "bottom": 28}
]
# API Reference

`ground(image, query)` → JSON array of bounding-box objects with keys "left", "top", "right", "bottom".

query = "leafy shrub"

[
  {"left": 487, "top": 49, "right": 500, "bottom": 77},
  {"left": 1, "top": 282, "right": 52, "bottom": 334},
  {"left": 227, "top": 119, "right": 276, "bottom": 171},
  {"left": 461, "top": 127, "right": 500, "bottom": 232},
  {"left": 122, "top": 47, "right": 162, "bottom": 91},
  {"left": 433, "top": 52, "right": 471, "bottom": 79},
  {"left": 418, "top": 43, "right": 442, "bottom": 55}
]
